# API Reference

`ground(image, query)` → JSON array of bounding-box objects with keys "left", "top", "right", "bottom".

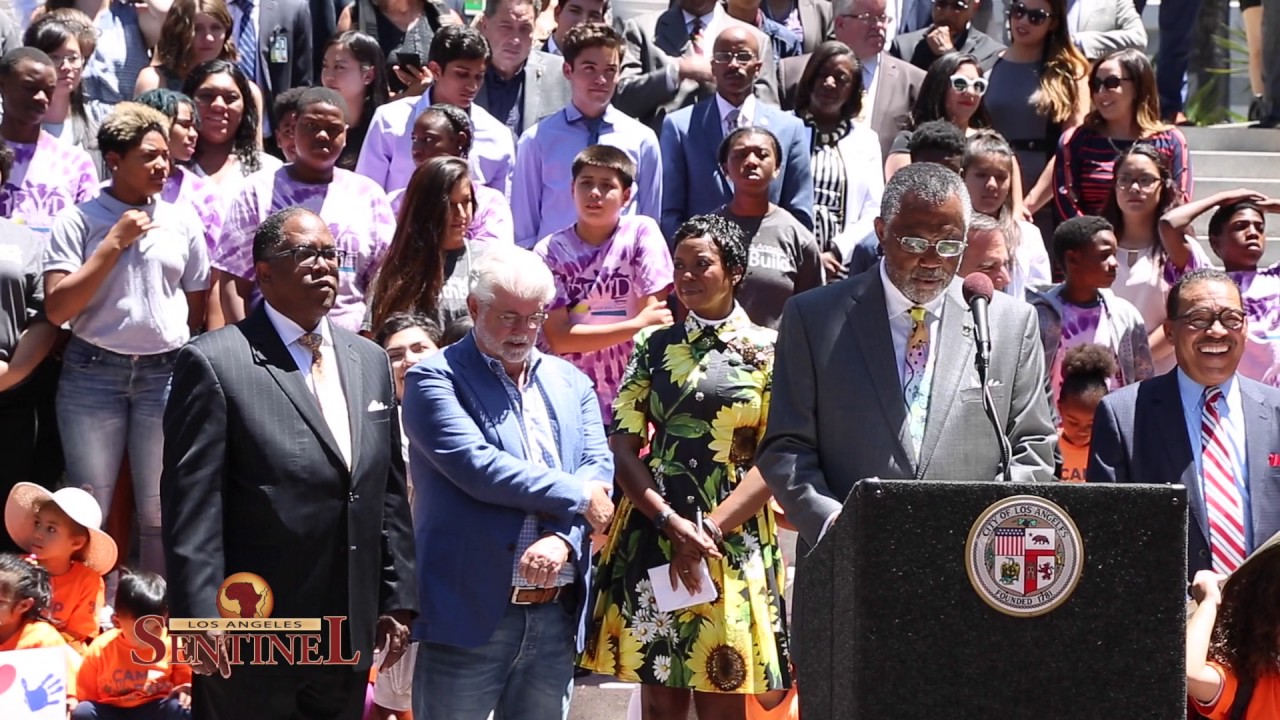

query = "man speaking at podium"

[{"left": 757, "top": 162, "right": 1057, "bottom": 547}]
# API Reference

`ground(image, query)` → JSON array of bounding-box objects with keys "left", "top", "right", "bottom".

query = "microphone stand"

[{"left": 975, "top": 345, "right": 1014, "bottom": 483}]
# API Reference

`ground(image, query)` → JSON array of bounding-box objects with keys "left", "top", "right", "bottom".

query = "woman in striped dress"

[
  {"left": 791, "top": 41, "right": 883, "bottom": 282},
  {"left": 1052, "top": 48, "right": 1192, "bottom": 223}
]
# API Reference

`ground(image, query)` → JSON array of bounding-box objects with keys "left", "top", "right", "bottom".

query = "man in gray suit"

[
  {"left": 757, "top": 162, "right": 1057, "bottom": 546},
  {"left": 477, "top": 0, "right": 571, "bottom": 134},
  {"left": 614, "top": 0, "right": 779, "bottom": 130},
  {"left": 1088, "top": 268, "right": 1280, "bottom": 578},
  {"left": 777, "top": 0, "right": 924, "bottom": 161}
]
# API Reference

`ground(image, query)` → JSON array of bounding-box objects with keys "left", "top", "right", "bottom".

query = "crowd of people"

[{"left": 0, "top": 0, "right": 1277, "bottom": 718}]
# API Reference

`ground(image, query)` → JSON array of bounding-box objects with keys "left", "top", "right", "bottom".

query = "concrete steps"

[{"left": 1178, "top": 126, "right": 1280, "bottom": 266}]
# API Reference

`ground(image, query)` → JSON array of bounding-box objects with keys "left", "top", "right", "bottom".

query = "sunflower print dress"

[{"left": 580, "top": 305, "right": 792, "bottom": 694}]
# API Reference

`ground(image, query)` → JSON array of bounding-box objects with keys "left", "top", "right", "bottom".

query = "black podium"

[{"left": 794, "top": 480, "right": 1188, "bottom": 719}]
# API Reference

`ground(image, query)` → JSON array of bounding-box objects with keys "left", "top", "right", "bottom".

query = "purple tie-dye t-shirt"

[
  {"left": 0, "top": 132, "right": 98, "bottom": 236},
  {"left": 214, "top": 166, "right": 395, "bottom": 332},
  {"left": 161, "top": 166, "right": 225, "bottom": 254},
  {"left": 533, "top": 215, "right": 673, "bottom": 421},
  {"left": 1231, "top": 265, "right": 1280, "bottom": 387},
  {"left": 1050, "top": 301, "right": 1124, "bottom": 405}
]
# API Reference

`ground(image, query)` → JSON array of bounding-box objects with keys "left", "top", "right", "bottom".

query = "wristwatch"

[{"left": 653, "top": 508, "right": 677, "bottom": 532}]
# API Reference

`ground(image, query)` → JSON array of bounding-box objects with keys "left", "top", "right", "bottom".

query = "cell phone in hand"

[{"left": 395, "top": 51, "right": 424, "bottom": 72}]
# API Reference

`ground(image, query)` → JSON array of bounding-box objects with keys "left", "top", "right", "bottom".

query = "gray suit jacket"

[
  {"left": 1071, "top": 0, "right": 1148, "bottom": 60},
  {"left": 1087, "top": 371, "right": 1280, "bottom": 578},
  {"left": 614, "top": 8, "right": 781, "bottom": 131},
  {"left": 757, "top": 267, "right": 1057, "bottom": 545},
  {"left": 475, "top": 50, "right": 571, "bottom": 136},
  {"left": 794, "top": 0, "right": 834, "bottom": 54},
  {"left": 777, "top": 52, "right": 924, "bottom": 177}
]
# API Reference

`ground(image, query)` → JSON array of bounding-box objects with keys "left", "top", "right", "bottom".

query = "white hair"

[
  {"left": 468, "top": 244, "right": 556, "bottom": 306},
  {"left": 880, "top": 162, "right": 974, "bottom": 234}
]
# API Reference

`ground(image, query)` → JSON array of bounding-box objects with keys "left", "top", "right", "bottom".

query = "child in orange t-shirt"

[
  {"left": 73, "top": 569, "right": 191, "bottom": 719},
  {"left": 1188, "top": 532, "right": 1280, "bottom": 719},
  {"left": 4, "top": 484, "right": 118, "bottom": 653},
  {"left": 0, "top": 553, "right": 81, "bottom": 705},
  {"left": 1056, "top": 344, "right": 1118, "bottom": 482}
]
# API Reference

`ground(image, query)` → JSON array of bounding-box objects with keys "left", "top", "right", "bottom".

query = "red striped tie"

[{"left": 1202, "top": 386, "right": 1246, "bottom": 573}]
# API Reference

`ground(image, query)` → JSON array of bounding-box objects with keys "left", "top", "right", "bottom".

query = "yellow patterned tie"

[
  {"left": 298, "top": 332, "right": 352, "bottom": 468},
  {"left": 903, "top": 307, "right": 931, "bottom": 461}
]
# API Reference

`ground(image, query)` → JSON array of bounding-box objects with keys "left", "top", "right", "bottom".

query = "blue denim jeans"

[
  {"left": 56, "top": 337, "right": 177, "bottom": 576},
  {"left": 413, "top": 601, "right": 575, "bottom": 720}
]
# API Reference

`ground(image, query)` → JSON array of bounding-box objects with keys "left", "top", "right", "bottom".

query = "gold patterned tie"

[
  {"left": 298, "top": 332, "right": 352, "bottom": 468},
  {"left": 903, "top": 307, "right": 931, "bottom": 461}
]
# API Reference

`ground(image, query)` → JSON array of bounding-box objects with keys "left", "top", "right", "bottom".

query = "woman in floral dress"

[{"left": 581, "top": 215, "right": 791, "bottom": 719}]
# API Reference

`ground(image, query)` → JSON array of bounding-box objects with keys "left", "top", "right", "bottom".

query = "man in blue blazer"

[
  {"left": 659, "top": 25, "right": 813, "bottom": 240},
  {"left": 1089, "top": 268, "right": 1280, "bottom": 579},
  {"left": 401, "top": 244, "right": 615, "bottom": 720}
]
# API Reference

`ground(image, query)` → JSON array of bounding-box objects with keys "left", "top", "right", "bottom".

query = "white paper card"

[
  {"left": 648, "top": 561, "right": 718, "bottom": 612},
  {"left": 0, "top": 647, "right": 69, "bottom": 719}
]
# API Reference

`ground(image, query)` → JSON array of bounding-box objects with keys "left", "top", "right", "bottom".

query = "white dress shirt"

[
  {"left": 1177, "top": 368, "right": 1253, "bottom": 551},
  {"left": 263, "top": 301, "right": 352, "bottom": 465},
  {"left": 860, "top": 53, "right": 881, "bottom": 121},
  {"left": 879, "top": 259, "right": 945, "bottom": 389},
  {"left": 715, "top": 92, "right": 758, "bottom": 133}
]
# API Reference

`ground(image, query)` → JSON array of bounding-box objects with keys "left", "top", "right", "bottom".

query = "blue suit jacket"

[
  {"left": 659, "top": 97, "right": 814, "bottom": 240},
  {"left": 401, "top": 333, "right": 613, "bottom": 648},
  {"left": 1088, "top": 371, "right": 1280, "bottom": 579}
]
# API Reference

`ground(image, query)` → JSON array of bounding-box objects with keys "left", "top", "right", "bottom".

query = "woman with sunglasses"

[
  {"left": 792, "top": 41, "right": 882, "bottom": 280},
  {"left": 1052, "top": 48, "right": 1192, "bottom": 223},
  {"left": 984, "top": 0, "right": 1088, "bottom": 220},
  {"left": 1099, "top": 142, "right": 1206, "bottom": 374},
  {"left": 884, "top": 52, "right": 992, "bottom": 180}
]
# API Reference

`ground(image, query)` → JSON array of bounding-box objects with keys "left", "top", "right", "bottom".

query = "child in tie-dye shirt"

[
  {"left": 0, "top": 130, "right": 98, "bottom": 237},
  {"left": 1028, "top": 216, "right": 1153, "bottom": 407},
  {"left": 1161, "top": 188, "right": 1280, "bottom": 387},
  {"left": 534, "top": 146, "right": 674, "bottom": 422},
  {"left": 214, "top": 89, "right": 394, "bottom": 333}
]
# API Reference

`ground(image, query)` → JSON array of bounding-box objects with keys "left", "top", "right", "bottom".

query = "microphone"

[
  {"left": 961, "top": 273, "right": 1012, "bottom": 482},
  {"left": 962, "top": 273, "right": 994, "bottom": 371}
]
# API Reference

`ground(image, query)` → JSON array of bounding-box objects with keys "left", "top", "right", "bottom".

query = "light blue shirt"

[
  {"left": 1177, "top": 368, "right": 1254, "bottom": 551},
  {"left": 482, "top": 348, "right": 577, "bottom": 588},
  {"left": 510, "top": 103, "right": 663, "bottom": 248}
]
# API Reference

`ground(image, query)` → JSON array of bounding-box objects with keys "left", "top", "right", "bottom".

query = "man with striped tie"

[{"left": 1088, "top": 268, "right": 1280, "bottom": 578}]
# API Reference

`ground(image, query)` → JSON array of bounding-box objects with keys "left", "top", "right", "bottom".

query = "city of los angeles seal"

[{"left": 964, "top": 495, "right": 1084, "bottom": 617}]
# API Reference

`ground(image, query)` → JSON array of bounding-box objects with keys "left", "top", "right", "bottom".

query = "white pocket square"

[{"left": 367, "top": 400, "right": 389, "bottom": 412}]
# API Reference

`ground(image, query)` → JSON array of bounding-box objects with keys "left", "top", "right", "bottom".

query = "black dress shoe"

[
  {"left": 1252, "top": 116, "right": 1280, "bottom": 129},
  {"left": 1249, "top": 94, "right": 1265, "bottom": 122}
]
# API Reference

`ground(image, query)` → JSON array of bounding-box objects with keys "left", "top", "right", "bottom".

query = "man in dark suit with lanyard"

[{"left": 162, "top": 207, "right": 417, "bottom": 719}]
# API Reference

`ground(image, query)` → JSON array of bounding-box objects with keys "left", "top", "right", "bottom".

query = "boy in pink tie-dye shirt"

[{"left": 535, "top": 146, "right": 674, "bottom": 422}]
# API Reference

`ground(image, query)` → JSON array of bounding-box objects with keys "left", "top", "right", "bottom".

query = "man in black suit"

[
  {"left": 889, "top": 0, "right": 1003, "bottom": 71},
  {"left": 229, "top": 0, "right": 314, "bottom": 133},
  {"left": 162, "top": 207, "right": 417, "bottom": 719}
]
